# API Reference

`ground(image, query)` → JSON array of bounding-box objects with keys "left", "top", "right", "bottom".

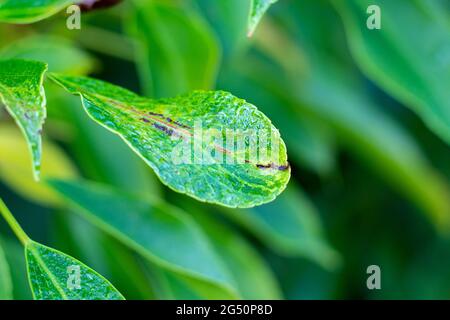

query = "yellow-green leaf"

[
  {"left": 0, "top": 125, "right": 78, "bottom": 206},
  {"left": 0, "top": 35, "right": 96, "bottom": 75}
]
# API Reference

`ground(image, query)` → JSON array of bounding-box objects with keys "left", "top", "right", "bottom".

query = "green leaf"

[
  {"left": 46, "top": 88, "right": 160, "bottom": 197},
  {"left": 0, "top": 243, "right": 12, "bottom": 299},
  {"left": 248, "top": 0, "right": 278, "bottom": 37},
  {"left": 300, "top": 58, "right": 450, "bottom": 229},
  {"left": 48, "top": 73, "right": 290, "bottom": 208},
  {"left": 47, "top": 179, "right": 239, "bottom": 298},
  {"left": 191, "top": 211, "right": 283, "bottom": 299},
  {"left": 51, "top": 212, "right": 156, "bottom": 300},
  {"left": 220, "top": 59, "right": 336, "bottom": 175},
  {"left": 0, "top": 197, "right": 124, "bottom": 300},
  {"left": 196, "top": 0, "right": 249, "bottom": 59},
  {"left": 145, "top": 267, "right": 238, "bottom": 300},
  {"left": 0, "top": 59, "right": 47, "bottom": 180},
  {"left": 26, "top": 240, "right": 125, "bottom": 300},
  {"left": 143, "top": 194, "right": 282, "bottom": 299},
  {"left": 250, "top": 6, "right": 450, "bottom": 229},
  {"left": 0, "top": 237, "right": 32, "bottom": 299},
  {"left": 221, "top": 184, "right": 340, "bottom": 270},
  {"left": 238, "top": 19, "right": 336, "bottom": 174},
  {"left": 0, "top": 35, "right": 96, "bottom": 74},
  {"left": 0, "top": 0, "right": 75, "bottom": 24},
  {"left": 334, "top": 0, "right": 450, "bottom": 144},
  {"left": 128, "top": 0, "right": 220, "bottom": 97}
]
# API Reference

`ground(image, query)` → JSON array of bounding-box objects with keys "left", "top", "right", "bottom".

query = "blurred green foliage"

[{"left": 0, "top": 0, "right": 449, "bottom": 299}]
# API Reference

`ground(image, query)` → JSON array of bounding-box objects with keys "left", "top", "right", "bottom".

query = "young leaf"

[
  {"left": 128, "top": 0, "right": 220, "bottom": 97},
  {"left": 0, "top": 0, "right": 75, "bottom": 24},
  {"left": 26, "top": 240, "right": 125, "bottom": 300},
  {"left": 0, "top": 59, "right": 47, "bottom": 180},
  {"left": 48, "top": 73, "right": 290, "bottom": 208},
  {"left": 47, "top": 179, "right": 239, "bottom": 298},
  {"left": 248, "top": 0, "right": 278, "bottom": 37},
  {"left": 334, "top": 0, "right": 450, "bottom": 144},
  {"left": 0, "top": 243, "right": 12, "bottom": 299}
]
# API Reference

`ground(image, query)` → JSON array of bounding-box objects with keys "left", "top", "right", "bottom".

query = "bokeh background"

[{"left": 0, "top": 0, "right": 449, "bottom": 299}]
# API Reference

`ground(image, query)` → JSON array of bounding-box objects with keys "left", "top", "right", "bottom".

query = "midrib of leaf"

[
  {"left": 82, "top": 90, "right": 288, "bottom": 173},
  {"left": 86, "top": 102, "right": 276, "bottom": 197},
  {"left": 90, "top": 92, "right": 193, "bottom": 138},
  {"left": 79, "top": 93, "right": 276, "bottom": 196},
  {"left": 26, "top": 243, "right": 68, "bottom": 300}
]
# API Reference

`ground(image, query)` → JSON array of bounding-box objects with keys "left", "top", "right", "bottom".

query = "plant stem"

[{"left": 0, "top": 197, "right": 30, "bottom": 246}]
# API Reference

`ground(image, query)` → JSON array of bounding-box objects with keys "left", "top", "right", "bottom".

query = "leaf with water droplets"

[
  {"left": 48, "top": 73, "right": 290, "bottom": 208},
  {"left": 0, "top": 0, "right": 75, "bottom": 23},
  {"left": 26, "top": 240, "right": 124, "bottom": 300},
  {"left": 0, "top": 59, "right": 47, "bottom": 180},
  {"left": 248, "top": 0, "right": 278, "bottom": 37}
]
